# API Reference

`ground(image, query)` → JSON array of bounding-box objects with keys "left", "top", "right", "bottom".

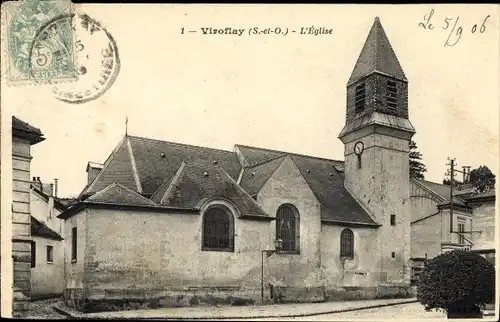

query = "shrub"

[{"left": 417, "top": 249, "right": 495, "bottom": 317}]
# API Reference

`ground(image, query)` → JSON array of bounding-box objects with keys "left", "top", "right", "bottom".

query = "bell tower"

[{"left": 339, "top": 17, "right": 415, "bottom": 285}]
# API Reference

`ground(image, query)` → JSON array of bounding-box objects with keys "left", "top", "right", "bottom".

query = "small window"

[
  {"left": 458, "top": 222, "right": 465, "bottom": 245},
  {"left": 391, "top": 252, "right": 396, "bottom": 258},
  {"left": 31, "top": 241, "right": 36, "bottom": 268},
  {"left": 340, "top": 229, "right": 354, "bottom": 259},
  {"left": 47, "top": 245, "right": 54, "bottom": 263},
  {"left": 386, "top": 81, "right": 397, "bottom": 109},
  {"left": 390, "top": 214, "right": 396, "bottom": 226},
  {"left": 71, "top": 227, "right": 77, "bottom": 261},
  {"left": 354, "top": 83, "right": 366, "bottom": 114}
]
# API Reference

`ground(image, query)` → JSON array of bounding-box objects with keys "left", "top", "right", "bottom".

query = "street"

[
  {"left": 22, "top": 299, "right": 497, "bottom": 320},
  {"left": 220, "top": 302, "right": 447, "bottom": 321}
]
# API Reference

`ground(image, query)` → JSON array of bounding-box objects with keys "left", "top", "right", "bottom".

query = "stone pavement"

[{"left": 55, "top": 298, "right": 418, "bottom": 320}]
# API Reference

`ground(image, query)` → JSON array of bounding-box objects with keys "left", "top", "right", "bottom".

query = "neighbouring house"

[
  {"left": 410, "top": 179, "right": 496, "bottom": 282},
  {"left": 59, "top": 17, "right": 417, "bottom": 312},
  {"left": 30, "top": 178, "right": 66, "bottom": 299},
  {"left": 461, "top": 189, "right": 496, "bottom": 265},
  {"left": 11, "top": 116, "right": 45, "bottom": 316}
]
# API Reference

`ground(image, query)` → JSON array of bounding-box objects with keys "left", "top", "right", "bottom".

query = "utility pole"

[
  {"left": 445, "top": 159, "right": 477, "bottom": 248},
  {"left": 446, "top": 157, "right": 456, "bottom": 233}
]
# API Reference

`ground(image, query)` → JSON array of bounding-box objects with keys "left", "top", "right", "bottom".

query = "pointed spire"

[
  {"left": 125, "top": 116, "right": 128, "bottom": 136},
  {"left": 348, "top": 17, "right": 407, "bottom": 85}
]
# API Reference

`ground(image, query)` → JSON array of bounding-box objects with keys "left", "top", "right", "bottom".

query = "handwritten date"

[{"left": 419, "top": 9, "right": 490, "bottom": 47}]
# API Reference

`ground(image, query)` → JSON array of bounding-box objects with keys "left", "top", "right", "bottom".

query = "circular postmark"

[
  {"left": 49, "top": 12, "right": 121, "bottom": 104},
  {"left": 8, "top": 0, "right": 76, "bottom": 82}
]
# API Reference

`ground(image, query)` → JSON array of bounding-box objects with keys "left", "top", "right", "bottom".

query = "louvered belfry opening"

[
  {"left": 276, "top": 204, "right": 299, "bottom": 253},
  {"left": 386, "top": 80, "right": 398, "bottom": 110},
  {"left": 202, "top": 206, "right": 234, "bottom": 252},
  {"left": 340, "top": 228, "right": 354, "bottom": 259},
  {"left": 354, "top": 83, "right": 366, "bottom": 114}
]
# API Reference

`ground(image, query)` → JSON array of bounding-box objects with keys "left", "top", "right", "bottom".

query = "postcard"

[{"left": 1, "top": 2, "right": 498, "bottom": 320}]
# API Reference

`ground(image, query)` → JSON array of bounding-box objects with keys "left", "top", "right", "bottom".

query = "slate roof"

[
  {"left": 239, "top": 155, "right": 287, "bottom": 196},
  {"left": 87, "top": 183, "right": 157, "bottom": 206},
  {"left": 414, "top": 179, "right": 468, "bottom": 208},
  {"left": 290, "top": 155, "right": 376, "bottom": 225},
  {"left": 31, "top": 216, "right": 63, "bottom": 241},
  {"left": 153, "top": 162, "right": 268, "bottom": 218},
  {"left": 463, "top": 189, "right": 496, "bottom": 202},
  {"left": 237, "top": 146, "right": 377, "bottom": 226},
  {"left": 84, "top": 136, "right": 242, "bottom": 196},
  {"left": 72, "top": 135, "right": 378, "bottom": 226},
  {"left": 348, "top": 17, "right": 407, "bottom": 85},
  {"left": 12, "top": 116, "right": 45, "bottom": 144},
  {"left": 236, "top": 145, "right": 286, "bottom": 167},
  {"left": 73, "top": 136, "right": 268, "bottom": 220},
  {"left": 338, "top": 112, "right": 415, "bottom": 138}
]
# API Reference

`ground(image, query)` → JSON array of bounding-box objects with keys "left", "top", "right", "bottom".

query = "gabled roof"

[
  {"left": 237, "top": 146, "right": 377, "bottom": 226},
  {"left": 413, "top": 179, "right": 468, "bottom": 208},
  {"left": 83, "top": 136, "right": 242, "bottom": 197},
  {"left": 290, "top": 155, "right": 377, "bottom": 225},
  {"left": 235, "top": 145, "right": 286, "bottom": 167},
  {"left": 87, "top": 183, "right": 156, "bottom": 206},
  {"left": 73, "top": 136, "right": 376, "bottom": 226},
  {"left": 239, "top": 155, "right": 287, "bottom": 196},
  {"left": 31, "top": 216, "right": 63, "bottom": 241},
  {"left": 153, "top": 161, "right": 269, "bottom": 218},
  {"left": 12, "top": 116, "right": 45, "bottom": 144},
  {"left": 348, "top": 17, "right": 407, "bottom": 86}
]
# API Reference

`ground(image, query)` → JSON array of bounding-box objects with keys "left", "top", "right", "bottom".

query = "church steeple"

[
  {"left": 348, "top": 17, "right": 406, "bottom": 86},
  {"left": 337, "top": 17, "right": 415, "bottom": 285},
  {"left": 340, "top": 17, "right": 413, "bottom": 132}
]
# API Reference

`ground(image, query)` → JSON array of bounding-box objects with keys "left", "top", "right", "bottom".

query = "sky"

[{"left": 3, "top": 4, "right": 499, "bottom": 198}]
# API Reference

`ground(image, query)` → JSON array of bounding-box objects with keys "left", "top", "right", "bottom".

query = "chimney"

[
  {"left": 54, "top": 178, "right": 59, "bottom": 198},
  {"left": 32, "top": 176, "right": 42, "bottom": 190},
  {"left": 86, "top": 162, "right": 103, "bottom": 185}
]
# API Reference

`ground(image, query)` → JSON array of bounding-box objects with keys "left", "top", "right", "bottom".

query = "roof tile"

[
  {"left": 88, "top": 183, "right": 155, "bottom": 206},
  {"left": 348, "top": 17, "right": 407, "bottom": 85},
  {"left": 129, "top": 136, "right": 242, "bottom": 195},
  {"left": 160, "top": 162, "right": 269, "bottom": 217}
]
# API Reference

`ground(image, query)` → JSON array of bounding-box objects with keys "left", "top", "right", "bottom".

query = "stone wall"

[
  {"left": 63, "top": 206, "right": 271, "bottom": 311},
  {"left": 258, "top": 156, "right": 323, "bottom": 298},
  {"left": 343, "top": 131, "right": 412, "bottom": 285},
  {"left": 12, "top": 137, "right": 34, "bottom": 316}
]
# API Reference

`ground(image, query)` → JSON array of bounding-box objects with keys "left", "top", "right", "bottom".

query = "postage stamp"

[{"left": 2, "top": 0, "right": 77, "bottom": 85}]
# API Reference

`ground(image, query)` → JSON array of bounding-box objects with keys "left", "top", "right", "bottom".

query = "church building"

[{"left": 59, "top": 17, "right": 417, "bottom": 311}]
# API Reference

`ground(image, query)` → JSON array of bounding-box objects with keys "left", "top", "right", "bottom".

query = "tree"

[
  {"left": 410, "top": 140, "right": 427, "bottom": 179},
  {"left": 442, "top": 178, "right": 459, "bottom": 185},
  {"left": 417, "top": 249, "right": 495, "bottom": 318},
  {"left": 469, "top": 165, "right": 496, "bottom": 193}
]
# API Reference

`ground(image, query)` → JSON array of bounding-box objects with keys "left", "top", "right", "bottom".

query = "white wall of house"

[
  {"left": 470, "top": 202, "right": 495, "bottom": 251},
  {"left": 31, "top": 236, "right": 64, "bottom": 297}
]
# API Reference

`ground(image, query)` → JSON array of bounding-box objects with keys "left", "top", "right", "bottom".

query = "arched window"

[
  {"left": 354, "top": 83, "right": 366, "bottom": 114},
  {"left": 340, "top": 228, "right": 354, "bottom": 259},
  {"left": 202, "top": 205, "right": 234, "bottom": 252},
  {"left": 276, "top": 204, "right": 300, "bottom": 253}
]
